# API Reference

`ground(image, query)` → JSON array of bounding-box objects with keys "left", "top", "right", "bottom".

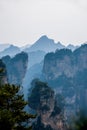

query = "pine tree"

[{"left": 0, "top": 67, "right": 35, "bottom": 130}]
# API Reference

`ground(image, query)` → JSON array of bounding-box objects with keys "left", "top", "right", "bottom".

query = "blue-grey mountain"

[
  {"left": 0, "top": 45, "right": 20, "bottom": 58},
  {"left": 24, "top": 35, "right": 65, "bottom": 53},
  {"left": 0, "top": 43, "right": 10, "bottom": 52},
  {"left": 2, "top": 52, "right": 28, "bottom": 85},
  {"left": 42, "top": 44, "right": 87, "bottom": 123}
]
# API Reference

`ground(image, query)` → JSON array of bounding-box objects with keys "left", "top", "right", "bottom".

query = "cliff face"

[
  {"left": 2, "top": 52, "right": 28, "bottom": 85},
  {"left": 43, "top": 44, "right": 87, "bottom": 80},
  {"left": 0, "top": 59, "right": 8, "bottom": 84},
  {"left": 43, "top": 44, "right": 87, "bottom": 87},
  {"left": 73, "top": 44, "right": 87, "bottom": 71},
  {"left": 28, "top": 80, "right": 66, "bottom": 130},
  {"left": 43, "top": 44, "right": 87, "bottom": 124},
  {"left": 43, "top": 49, "right": 74, "bottom": 80}
]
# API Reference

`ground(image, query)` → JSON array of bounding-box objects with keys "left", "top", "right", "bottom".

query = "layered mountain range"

[
  {"left": 22, "top": 36, "right": 78, "bottom": 93},
  {"left": 0, "top": 45, "right": 21, "bottom": 58},
  {"left": 42, "top": 44, "right": 87, "bottom": 124},
  {"left": 0, "top": 35, "right": 77, "bottom": 58},
  {"left": 23, "top": 44, "right": 87, "bottom": 130},
  {"left": 0, "top": 36, "right": 87, "bottom": 130},
  {"left": 24, "top": 35, "right": 65, "bottom": 53}
]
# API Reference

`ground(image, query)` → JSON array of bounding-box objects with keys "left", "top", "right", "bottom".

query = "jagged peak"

[
  {"left": 39, "top": 35, "right": 48, "bottom": 39},
  {"left": 67, "top": 44, "right": 75, "bottom": 47},
  {"left": 57, "top": 41, "right": 62, "bottom": 45},
  {"left": 36, "top": 35, "right": 54, "bottom": 43}
]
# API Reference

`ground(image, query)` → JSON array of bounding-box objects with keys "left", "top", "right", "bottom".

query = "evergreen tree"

[
  {"left": 73, "top": 112, "right": 87, "bottom": 130},
  {"left": 0, "top": 68, "right": 35, "bottom": 130}
]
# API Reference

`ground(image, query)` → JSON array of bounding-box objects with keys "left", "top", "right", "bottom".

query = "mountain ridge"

[
  {"left": 24, "top": 35, "right": 65, "bottom": 53},
  {"left": 0, "top": 43, "right": 10, "bottom": 52},
  {"left": 0, "top": 45, "right": 20, "bottom": 58}
]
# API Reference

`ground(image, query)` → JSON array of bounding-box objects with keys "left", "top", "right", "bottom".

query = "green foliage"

[
  {"left": 0, "top": 60, "right": 7, "bottom": 76},
  {"left": 68, "top": 112, "right": 87, "bottom": 130},
  {"left": 0, "top": 83, "right": 35, "bottom": 130},
  {"left": 75, "top": 119, "right": 87, "bottom": 130},
  {"left": 28, "top": 79, "right": 54, "bottom": 111},
  {"left": 75, "top": 116, "right": 87, "bottom": 130}
]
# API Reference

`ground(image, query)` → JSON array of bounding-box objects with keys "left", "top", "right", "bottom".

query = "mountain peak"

[
  {"left": 35, "top": 35, "right": 55, "bottom": 46},
  {"left": 67, "top": 44, "right": 78, "bottom": 51},
  {"left": 0, "top": 44, "right": 20, "bottom": 58},
  {"left": 40, "top": 35, "right": 48, "bottom": 39},
  {"left": 67, "top": 44, "right": 74, "bottom": 47},
  {"left": 24, "top": 35, "right": 64, "bottom": 52},
  {"left": 38, "top": 35, "right": 51, "bottom": 42}
]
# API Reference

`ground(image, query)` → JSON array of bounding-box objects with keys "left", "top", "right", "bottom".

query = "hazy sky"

[{"left": 0, "top": 0, "right": 87, "bottom": 46}]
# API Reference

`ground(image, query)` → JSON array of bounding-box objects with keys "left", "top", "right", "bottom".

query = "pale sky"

[{"left": 0, "top": 0, "right": 87, "bottom": 47}]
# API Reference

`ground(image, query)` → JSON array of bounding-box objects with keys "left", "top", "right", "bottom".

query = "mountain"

[
  {"left": 0, "top": 43, "right": 10, "bottom": 52},
  {"left": 28, "top": 80, "right": 66, "bottom": 130},
  {"left": 66, "top": 44, "right": 79, "bottom": 51},
  {"left": 24, "top": 35, "right": 65, "bottom": 53},
  {"left": 22, "top": 50, "right": 46, "bottom": 98},
  {"left": 42, "top": 44, "right": 87, "bottom": 124},
  {"left": 0, "top": 45, "right": 20, "bottom": 58},
  {"left": 22, "top": 61, "right": 43, "bottom": 99},
  {"left": 20, "top": 44, "right": 31, "bottom": 51},
  {"left": 2, "top": 52, "right": 28, "bottom": 85},
  {"left": 43, "top": 44, "right": 87, "bottom": 81}
]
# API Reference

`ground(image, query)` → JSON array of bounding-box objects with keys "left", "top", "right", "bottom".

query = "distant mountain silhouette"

[
  {"left": 20, "top": 44, "right": 31, "bottom": 51},
  {"left": 0, "top": 45, "right": 20, "bottom": 58},
  {"left": 66, "top": 44, "right": 79, "bottom": 51},
  {"left": 0, "top": 43, "right": 10, "bottom": 52},
  {"left": 24, "top": 35, "right": 65, "bottom": 53}
]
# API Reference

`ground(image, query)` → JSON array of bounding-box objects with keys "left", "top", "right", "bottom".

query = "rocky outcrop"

[
  {"left": 2, "top": 52, "right": 28, "bottom": 85},
  {"left": 43, "top": 44, "right": 87, "bottom": 81},
  {"left": 43, "top": 49, "right": 74, "bottom": 80},
  {"left": 43, "top": 44, "right": 87, "bottom": 126},
  {"left": 28, "top": 79, "right": 66, "bottom": 130}
]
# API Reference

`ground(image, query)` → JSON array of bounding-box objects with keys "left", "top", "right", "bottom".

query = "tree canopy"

[{"left": 0, "top": 68, "right": 35, "bottom": 130}]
